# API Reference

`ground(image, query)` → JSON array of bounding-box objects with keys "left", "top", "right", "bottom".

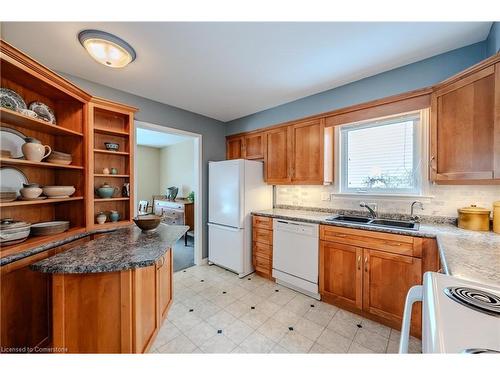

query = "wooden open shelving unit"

[
  {"left": 88, "top": 97, "right": 137, "bottom": 229},
  {"left": 0, "top": 40, "right": 91, "bottom": 257}
]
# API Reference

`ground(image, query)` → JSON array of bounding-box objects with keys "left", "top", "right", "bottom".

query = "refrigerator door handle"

[{"left": 207, "top": 223, "right": 242, "bottom": 232}]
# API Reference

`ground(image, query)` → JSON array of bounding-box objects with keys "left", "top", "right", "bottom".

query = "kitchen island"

[{"left": 30, "top": 224, "right": 188, "bottom": 354}]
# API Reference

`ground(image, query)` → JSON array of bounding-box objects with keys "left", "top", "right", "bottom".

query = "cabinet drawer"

[
  {"left": 320, "top": 225, "right": 417, "bottom": 257},
  {"left": 252, "top": 215, "right": 273, "bottom": 230},
  {"left": 253, "top": 254, "right": 272, "bottom": 274},
  {"left": 253, "top": 241, "right": 272, "bottom": 260},
  {"left": 253, "top": 227, "right": 273, "bottom": 245}
]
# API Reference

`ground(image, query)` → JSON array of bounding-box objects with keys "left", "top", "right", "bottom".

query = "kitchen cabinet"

[
  {"left": 252, "top": 215, "right": 273, "bottom": 279},
  {"left": 0, "top": 237, "right": 89, "bottom": 352},
  {"left": 319, "top": 224, "right": 437, "bottom": 337},
  {"left": 319, "top": 241, "right": 362, "bottom": 310},
  {"left": 226, "top": 136, "right": 243, "bottom": 160},
  {"left": 431, "top": 59, "right": 500, "bottom": 183},
  {"left": 289, "top": 118, "right": 325, "bottom": 184},
  {"left": 158, "top": 252, "right": 173, "bottom": 322},
  {"left": 263, "top": 126, "right": 290, "bottom": 184},
  {"left": 244, "top": 132, "right": 264, "bottom": 159}
]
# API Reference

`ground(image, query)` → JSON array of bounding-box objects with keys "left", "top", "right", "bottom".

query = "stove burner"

[{"left": 444, "top": 286, "right": 500, "bottom": 317}]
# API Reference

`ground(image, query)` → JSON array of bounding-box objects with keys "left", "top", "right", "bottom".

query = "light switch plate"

[{"left": 321, "top": 192, "right": 331, "bottom": 201}]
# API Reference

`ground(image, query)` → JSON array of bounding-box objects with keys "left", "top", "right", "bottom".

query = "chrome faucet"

[
  {"left": 410, "top": 201, "right": 424, "bottom": 222},
  {"left": 360, "top": 202, "right": 377, "bottom": 219}
]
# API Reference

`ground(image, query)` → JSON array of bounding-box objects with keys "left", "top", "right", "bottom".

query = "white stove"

[{"left": 399, "top": 272, "right": 500, "bottom": 354}]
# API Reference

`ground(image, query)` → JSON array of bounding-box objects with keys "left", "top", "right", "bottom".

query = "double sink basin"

[{"left": 325, "top": 215, "right": 419, "bottom": 231}]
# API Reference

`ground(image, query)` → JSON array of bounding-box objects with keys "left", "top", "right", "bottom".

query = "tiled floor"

[{"left": 150, "top": 264, "right": 422, "bottom": 354}]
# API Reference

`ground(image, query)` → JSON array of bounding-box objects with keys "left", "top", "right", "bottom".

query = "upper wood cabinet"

[
  {"left": 431, "top": 59, "right": 500, "bottom": 183},
  {"left": 226, "top": 136, "right": 243, "bottom": 160},
  {"left": 289, "top": 118, "right": 325, "bottom": 184},
  {"left": 244, "top": 133, "right": 264, "bottom": 159},
  {"left": 263, "top": 126, "right": 291, "bottom": 184}
]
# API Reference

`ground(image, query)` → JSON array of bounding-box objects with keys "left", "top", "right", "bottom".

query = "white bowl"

[{"left": 42, "top": 186, "right": 75, "bottom": 198}]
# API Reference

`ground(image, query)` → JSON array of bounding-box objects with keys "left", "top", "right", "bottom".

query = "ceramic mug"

[
  {"left": 22, "top": 142, "right": 52, "bottom": 162},
  {"left": 96, "top": 212, "right": 107, "bottom": 225}
]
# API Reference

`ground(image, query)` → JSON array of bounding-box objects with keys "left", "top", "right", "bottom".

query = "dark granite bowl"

[{"left": 133, "top": 215, "right": 161, "bottom": 232}]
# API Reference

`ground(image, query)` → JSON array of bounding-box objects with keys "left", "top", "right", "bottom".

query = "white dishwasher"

[{"left": 272, "top": 219, "right": 320, "bottom": 300}]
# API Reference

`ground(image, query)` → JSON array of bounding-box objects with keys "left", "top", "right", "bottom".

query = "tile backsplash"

[{"left": 274, "top": 184, "right": 500, "bottom": 217}]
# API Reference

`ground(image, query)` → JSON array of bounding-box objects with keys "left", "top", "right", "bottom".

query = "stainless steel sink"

[
  {"left": 325, "top": 215, "right": 372, "bottom": 224},
  {"left": 325, "top": 215, "right": 419, "bottom": 231}
]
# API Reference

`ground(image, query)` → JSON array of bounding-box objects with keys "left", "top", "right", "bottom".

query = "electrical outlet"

[{"left": 321, "top": 192, "right": 331, "bottom": 201}]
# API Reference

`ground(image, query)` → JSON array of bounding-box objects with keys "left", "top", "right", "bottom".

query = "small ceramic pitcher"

[{"left": 22, "top": 137, "right": 51, "bottom": 162}]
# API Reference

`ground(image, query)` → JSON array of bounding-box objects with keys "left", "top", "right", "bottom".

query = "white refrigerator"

[{"left": 208, "top": 159, "right": 273, "bottom": 277}]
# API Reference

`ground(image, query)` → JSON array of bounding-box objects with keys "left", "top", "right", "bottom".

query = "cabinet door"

[
  {"left": 319, "top": 241, "right": 363, "bottom": 310},
  {"left": 158, "top": 253, "right": 172, "bottom": 322},
  {"left": 290, "top": 118, "right": 325, "bottom": 184},
  {"left": 362, "top": 249, "right": 422, "bottom": 333},
  {"left": 244, "top": 132, "right": 264, "bottom": 159},
  {"left": 264, "top": 127, "right": 290, "bottom": 184},
  {"left": 226, "top": 137, "right": 243, "bottom": 160},
  {"left": 0, "top": 253, "right": 53, "bottom": 350},
  {"left": 133, "top": 264, "right": 159, "bottom": 353},
  {"left": 431, "top": 64, "right": 498, "bottom": 182}
]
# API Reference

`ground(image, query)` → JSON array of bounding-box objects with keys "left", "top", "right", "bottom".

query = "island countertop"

[
  {"left": 252, "top": 208, "right": 500, "bottom": 286},
  {"left": 31, "top": 224, "right": 188, "bottom": 274}
]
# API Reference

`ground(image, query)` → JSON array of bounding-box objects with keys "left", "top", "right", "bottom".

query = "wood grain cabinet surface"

[
  {"left": 319, "top": 224, "right": 438, "bottom": 337},
  {"left": 244, "top": 133, "right": 264, "bottom": 159},
  {"left": 263, "top": 126, "right": 291, "bottom": 184},
  {"left": 226, "top": 136, "right": 243, "bottom": 160},
  {"left": 431, "top": 59, "right": 500, "bottom": 183},
  {"left": 252, "top": 215, "right": 273, "bottom": 279}
]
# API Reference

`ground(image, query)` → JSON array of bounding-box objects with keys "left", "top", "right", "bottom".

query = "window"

[{"left": 340, "top": 112, "right": 421, "bottom": 195}]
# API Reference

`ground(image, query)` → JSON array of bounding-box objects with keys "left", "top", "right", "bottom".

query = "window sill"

[{"left": 331, "top": 192, "right": 435, "bottom": 200}]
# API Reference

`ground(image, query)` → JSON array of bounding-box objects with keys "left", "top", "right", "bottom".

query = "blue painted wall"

[
  {"left": 486, "top": 22, "right": 500, "bottom": 56},
  {"left": 226, "top": 41, "right": 488, "bottom": 135}
]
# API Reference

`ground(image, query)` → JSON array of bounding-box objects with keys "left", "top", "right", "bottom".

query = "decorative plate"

[
  {"left": 0, "top": 127, "right": 27, "bottom": 159},
  {"left": 28, "top": 101, "right": 56, "bottom": 124},
  {"left": 0, "top": 166, "right": 29, "bottom": 197},
  {"left": 0, "top": 88, "right": 27, "bottom": 111}
]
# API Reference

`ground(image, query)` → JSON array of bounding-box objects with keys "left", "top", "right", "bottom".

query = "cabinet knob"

[
  {"left": 364, "top": 257, "right": 368, "bottom": 272},
  {"left": 357, "top": 255, "right": 361, "bottom": 270}
]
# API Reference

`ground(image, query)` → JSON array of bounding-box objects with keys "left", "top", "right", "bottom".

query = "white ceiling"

[
  {"left": 1, "top": 22, "right": 492, "bottom": 122},
  {"left": 136, "top": 127, "right": 191, "bottom": 148}
]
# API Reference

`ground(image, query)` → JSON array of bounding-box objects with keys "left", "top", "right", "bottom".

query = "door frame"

[{"left": 134, "top": 120, "right": 203, "bottom": 266}]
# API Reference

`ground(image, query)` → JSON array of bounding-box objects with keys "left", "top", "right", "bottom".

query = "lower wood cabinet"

[
  {"left": 0, "top": 237, "right": 90, "bottom": 353},
  {"left": 319, "top": 241, "right": 363, "bottom": 310},
  {"left": 252, "top": 215, "right": 273, "bottom": 279},
  {"left": 158, "top": 251, "right": 173, "bottom": 322},
  {"left": 319, "top": 225, "right": 437, "bottom": 337}
]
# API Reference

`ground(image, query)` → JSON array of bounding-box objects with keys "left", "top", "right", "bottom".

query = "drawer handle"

[
  {"left": 385, "top": 242, "right": 402, "bottom": 246},
  {"left": 357, "top": 255, "right": 361, "bottom": 270},
  {"left": 364, "top": 257, "right": 368, "bottom": 272}
]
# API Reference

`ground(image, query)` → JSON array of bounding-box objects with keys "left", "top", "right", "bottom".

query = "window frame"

[{"left": 338, "top": 111, "right": 424, "bottom": 196}]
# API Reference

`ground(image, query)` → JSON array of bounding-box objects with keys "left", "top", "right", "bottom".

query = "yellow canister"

[
  {"left": 457, "top": 205, "right": 491, "bottom": 231},
  {"left": 493, "top": 201, "right": 500, "bottom": 234}
]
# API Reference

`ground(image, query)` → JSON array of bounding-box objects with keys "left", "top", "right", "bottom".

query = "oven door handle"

[{"left": 399, "top": 285, "right": 423, "bottom": 354}]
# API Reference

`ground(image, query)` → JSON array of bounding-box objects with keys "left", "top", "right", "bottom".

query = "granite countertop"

[
  {"left": 253, "top": 208, "right": 500, "bottom": 286},
  {"left": 30, "top": 224, "right": 188, "bottom": 274}
]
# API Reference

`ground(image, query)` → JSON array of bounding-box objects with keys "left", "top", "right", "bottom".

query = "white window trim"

[{"left": 332, "top": 108, "right": 431, "bottom": 198}]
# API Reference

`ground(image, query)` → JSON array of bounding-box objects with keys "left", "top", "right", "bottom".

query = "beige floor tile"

[
  {"left": 184, "top": 321, "right": 218, "bottom": 346},
  {"left": 303, "top": 308, "right": 335, "bottom": 327},
  {"left": 294, "top": 317, "right": 325, "bottom": 341},
  {"left": 171, "top": 312, "right": 203, "bottom": 332},
  {"left": 156, "top": 334, "right": 197, "bottom": 353},
  {"left": 211, "top": 293, "right": 237, "bottom": 308},
  {"left": 257, "top": 318, "right": 290, "bottom": 342},
  {"left": 223, "top": 319, "right": 255, "bottom": 345},
  {"left": 225, "top": 300, "right": 252, "bottom": 318},
  {"left": 316, "top": 328, "right": 352, "bottom": 353},
  {"left": 273, "top": 308, "right": 302, "bottom": 326},
  {"left": 387, "top": 335, "right": 422, "bottom": 353},
  {"left": 327, "top": 314, "right": 360, "bottom": 340},
  {"left": 270, "top": 344, "right": 289, "bottom": 353},
  {"left": 360, "top": 318, "right": 391, "bottom": 338},
  {"left": 308, "top": 343, "right": 331, "bottom": 353},
  {"left": 231, "top": 346, "right": 248, "bottom": 353},
  {"left": 206, "top": 309, "right": 236, "bottom": 330},
  {"left": 152, "top": 321, "right": 181, "bottom": 348},
  {"left": 353, "top": 329, "right": 389, "bottom": 353},
  {"left": 284, "top": 296, "right": 314, "bottom": 316},
  {"left": 279, "top": 331, "right": 314, "bottom": 353},
  {"left": 254, "top": 300, "right": 281, "bottom": 317},
  {"left": 238, "top": 331, "right": 276, "bottom": 353},
  {"left": 389, "top": 329, "right": 401, "bottom": 342},
  {"left": 226, "top": 285, "right": 251, "bottom": 299},
  {"left": 253, "top": 284, "right": 278, "bottom": 298},
  {"left": 239, "top": 309, "right": 270, "bottom": 329},
  {"left": 335, "top": 309, "right": 363, "bottom": 324},
  {"left": 200, "top": 334, "right": 237, "bottom": 353},
  {"left": 267, "top": 289, "right": 297, "bottom": 306},
  {"left": 348, "top": 341, "right": 376, "bottom": 353},
  {"left": 238, "top": 292, "right": 264, "bottom": 306}
]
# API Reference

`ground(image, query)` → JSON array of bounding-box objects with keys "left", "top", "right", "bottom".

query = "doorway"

[{"left": 134, "top": 120, "right": 203, "bottom": 270}]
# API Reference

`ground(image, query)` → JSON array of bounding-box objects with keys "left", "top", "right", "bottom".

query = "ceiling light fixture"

[{"left": 78, "top": 29, "right": 136, "bottom": 68}]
